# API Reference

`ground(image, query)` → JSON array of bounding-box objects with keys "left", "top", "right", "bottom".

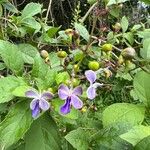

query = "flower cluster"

[{"left": 25, "top": 69, "right": 104, "bottom": 118}]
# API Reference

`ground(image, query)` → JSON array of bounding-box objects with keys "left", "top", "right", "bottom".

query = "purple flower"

[
  {"left": 25, "top": 90, "right": 53, "bottom": 118},
  {"left": 85, "top": 70, "right": 103, "bottom": 100},
  {"left": 58, "top": 84, "right": 83, "bottom": 114}
]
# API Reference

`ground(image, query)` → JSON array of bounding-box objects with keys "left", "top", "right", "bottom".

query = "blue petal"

[
  {"left": 85, "top": 70, "right": 96, "bottom": 84},
  {"left": 32, "top": 102, "right": 40, "bottom": 118},
  {"left": 60, "top": 98, "right": 71, "bottom": 114},
  {"left": 87, "top": 86, "right": 96, "bottom": 100}
]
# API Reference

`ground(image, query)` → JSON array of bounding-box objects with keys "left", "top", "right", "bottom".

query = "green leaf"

[
  {"left": 12, "top": 85, "right": 31, "bottom": 97},
  {"left": 133, "top": 71, "right": 150, "bottom": 107},
  {"left": 32, "top": 54, "right": 49, "bottom": 79},
  {"left": 18, "top": 44, "right": 39, "bottom": 64},
  {"left": 121, "top": 16, "right": 129, "bottom": 33},
  {"left": 120, "top": 125, "right": 150, "bottom": 146},
  {"left": 140, "top": 38, "right": 150, "bottom": 60},
  {"left": 55, "top": 72, "right": 70, "bottom": 85},
  {"left": 21, "top": 17, "right": 41, "bottom": 32},
  {"left": 65, "top": 128, "right": 89, "bottom": 150},
  {"left": 0, "top": 76, "right": 28, "bottom": 103},
  {"left": 32, "top": 54, "right": 57, "bottom": 90},
  {"left": 24, "top": 113, "right": 61, "bottom": 150},
  {"left": 102, "top": 103, "right": 145, "bottom": 127},
  {"left": 21, "top": 2, "right": 42, "bottom": 19},
  {"left": 0, "top": 40, "right": 24, "bottom": 74},
  {"left": 2, "top": 1, "right": 18, "bottom": 13},
  {"left": 123, "top": 32, "right": 134, "bottom": 45},
  {"left": 74, "top": 23, "right": 90, "bottom": 42},
  {"left": 0, "top": 101, "right": 33, "bottom": 149},
  {"left": 47, "top": 27, "right": 60, "bottom": 38},
  {"left": 134, "top": 135, "right": 150, "bottom": 150},
  {"left": 48, "top": 52, "right": 60, "bottom": 69}
]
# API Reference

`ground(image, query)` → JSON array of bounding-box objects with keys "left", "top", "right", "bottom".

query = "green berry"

[
  {"left": 57, "top": 51, "right": 68, "bottom": 58},
  {"left": 102, "top": 44, "right": 113, "bottom": 52},
  {"left": 88, "top": 61, "right": 100, "bottom": 71}
]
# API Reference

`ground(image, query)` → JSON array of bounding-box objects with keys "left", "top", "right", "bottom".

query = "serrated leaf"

[
  {"left": 74, "top": 23, "right": 89, "bottom": 42},
  {"left": 18, "top": 44, "right": 39, "bottom": 64},
  {"left": 21, "top": 2, "right": 42, "bottom": 19},
  {"left": 32, "top": 54, "right": 57, "bottom": 90},
  {"left": 0, "top": 76, "right": 28, "bottom": 103},
  {"left": 21, "top": 17, "right": 41, "bottom": 32},
  {"left": 0, "top": 40, "right": 24, "bottom": 74},
  {"left": 65, "top": 128, "right": 89, "bottom": 150},
  {"left": 133, "top": 71, "right": 150, "bottom": 107},
  {"left": 102, "top": 103, "right": 145, "bottom": 127},
  {"left": 140, "top": 38, "right": 150, "bottom": 60},
  {"left": 120, "top": 125, "right": 150, "bottom": 146},
  {"left": 0, "top": 101, "right": 33, "bottom": 149},
  {"left": 55, "top": 72, "right": 70, "bottom": 85},
  {"left": 24, "top": 113, "right": 61, "bottom": 150}
]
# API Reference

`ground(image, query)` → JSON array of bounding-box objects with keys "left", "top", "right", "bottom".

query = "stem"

[
  {"left": 45, "top": 0, "right": 53, "bottom": 24},
  {"left": 80, "top": 2, "right": 98, "bottom": 23}
]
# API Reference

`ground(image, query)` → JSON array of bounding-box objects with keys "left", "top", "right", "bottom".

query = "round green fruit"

[
  {"left": 121, "top": 47, "right": 136, "bottom": 59},
  {"left": 102, "top": 44, "right": 113, "bottom": 52},
  {"left": 57, "top": 51, "right": 68, "bottom": 58},
  {"left": 88, "top": 61, "right": 100, "bottom": 71}
]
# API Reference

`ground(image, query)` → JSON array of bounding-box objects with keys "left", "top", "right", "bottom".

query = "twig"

[
  {"left": 80, "top": 2, "right": 98, "bottom": 23},
  {"left": 45, "top": 0, "right": 53, "bottom": 24}
]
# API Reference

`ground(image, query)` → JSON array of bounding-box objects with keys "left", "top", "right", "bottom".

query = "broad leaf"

[
  {"left": 140, "top": 38, "right": 150, "bottom": 60},
  {"left": 133, "top": 71, "right": 150, "bottom": 107},
  {"left": 74, "top": 23, "right": 90, "bottom": 42},
  {"left": 21, "top": 2, "right": 42, "bottom": 19},
  {"left": 18, "top": 44, "right": 39, "bottom": 64},
  {"left": 0, "top": 40, "right": 24, "bottom": 74},
  {"left": 120, "top": 125, "right": 150, "bottom": 146},
  {"left": 121, "top": 16, "right": 129, "bottom": 33},
  {"left": 55, "top": 72, "right": 70, "bottom": 85},
  {"left": 32, "top": 54, "right": 57, "bottom": 90},
  {"left": 24, "top": 113, "right": 61, "bottom": 150},
  {"left": 0, "top": 76, "right": 28, "bottom": 103},
  {"left": 102, "top": 103, "right": 145, "bottom": 127},
  {"left": 0, "top": 101, "right": 33, "bottom": 149},
  {"left": 65, "top": 128, "right": 89, "bottom": 150}
]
